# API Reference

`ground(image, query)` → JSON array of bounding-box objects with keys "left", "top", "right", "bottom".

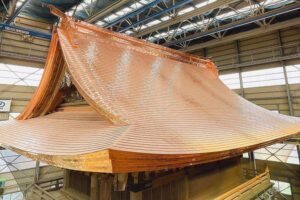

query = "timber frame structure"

[{"left": 0, "top": 6, "right": 299, "bottom": 173}]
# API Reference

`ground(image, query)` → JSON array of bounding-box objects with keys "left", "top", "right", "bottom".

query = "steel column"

[
  {"left": 235, "top": 40, "right": 244, "bottom": 97},
  {"left": 278, "top": 30, "right": 294, "bottom": 116}
]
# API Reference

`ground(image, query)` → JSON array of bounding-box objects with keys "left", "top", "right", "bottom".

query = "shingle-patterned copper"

[{"left": 0, "top": 8, "right": 299, "bottom": 173}]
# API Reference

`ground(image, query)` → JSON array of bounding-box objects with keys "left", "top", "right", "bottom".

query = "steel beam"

[
  {"left": 104, "top": 0, "right": 165, "bottom": 29},
  {"left": 119, "top": 0, "right": 193, "bottom": 32},
  {"left": 85, "top": 0, "right": 131, "bottom": 23},
  {"left": 283, "top": 65, "right": 294, "bottom": 116},
  {"left": 278, "top": 30, "right": 294, "bottom": 117},
  {"left": 182, "top": 17, "right": 300, "bottom": 52},
  {"left": 134, "top": 0, "right": 239, "bottom": 37},
  {"left": 297, "top": 145, "right": 300, "bottom": 164},
  {"left": 235, "top": 40, "right": 244, "bottom": 97},
  {"left": 0, "top": 22, "right": 51, "bottom": 39},
  {"left": 7, "top": 0, "right": 31, "bottom": 24},
  {"left": 166, "top": 3, "right": 300, "bottom": 47}
]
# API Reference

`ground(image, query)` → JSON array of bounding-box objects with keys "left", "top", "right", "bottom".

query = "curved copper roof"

[{"left": 0, "top": 7, "right": 299, "bottom": 173}]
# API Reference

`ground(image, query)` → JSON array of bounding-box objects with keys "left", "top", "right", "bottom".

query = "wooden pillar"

[
  {"left": 100, "top": 175, "right": 113, "bottom": 200},
  {"left": 34, "top": 161, "right": 40, "bottom": 183},
  {"left": 184, "top": 176, "right": 189, "bottom": 200},
  {"left": 63, "top": 169, "right": 70, "bottom": 190},
  {"left": 130, "top": 191, "right": 142, "bottom": 200},
  {"left": 90, "top": 173, "right": 99, "bottom": 200}
]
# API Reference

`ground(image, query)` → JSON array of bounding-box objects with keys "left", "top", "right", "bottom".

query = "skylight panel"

[
  {"left": 178, "top": 7, "right": 195, "bottom": 15},
  {"left": 140, "top": 25, "right": 148, "bottom": 30},
  {"left": 116, "top": 7, "right": 133, "bottom": 16},
  {"left": 125, "top": 30, "right": 133, "bottom": 35},
  {"left": 140, "top": 0, "right": 150, "bottom": 4},
  {"left": 216, "top": 11, "right": 236, "bottom": 20},
  {"left": 148, "top": 36, "right": 156, "bottom": 41},
  {"left": 104, "top": 14, "right": 119, "bottom": 22},
  {"left": 160, "top": 16, "right": 171, "bottom": 21},
  {"left": 195, "top": 0, "right": 217, "bottom": 8},
  {"left": 96, "top": 21, "right": 106, "bottom": 26},
  {"left": 130, "top": 2, "right": 143, "bottom": 9},
  {"left": 181, "top": 23, "right": 196, "bottom": 30},
  {"left": 146, "top": 20, "right": 161, "bottom": 26}
]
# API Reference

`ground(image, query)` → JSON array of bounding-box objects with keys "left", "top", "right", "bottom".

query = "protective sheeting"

[{"left": 0, "top": 8, "right": 299, "bottom": 173}]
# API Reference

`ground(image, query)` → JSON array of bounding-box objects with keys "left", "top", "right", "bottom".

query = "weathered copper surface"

[{"left": 0, "top": 7, "right": 299, "bottom": 173}]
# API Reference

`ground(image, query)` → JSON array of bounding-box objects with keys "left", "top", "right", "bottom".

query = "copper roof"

[{"left": 0, "top": 6, "right": 299, "bottom": 173}]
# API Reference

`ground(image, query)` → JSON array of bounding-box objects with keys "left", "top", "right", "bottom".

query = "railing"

[
  {"left": 217, "top": 42, "right": 300, "bottom": 70},
  {"left": 29, "top": 184, "right": 57, "bottom": 200},
  {"left": 24, "top": 178, "right": 63, "bottom": 200},
  {"left": 215, "top": 168, "right": 273, "bottom": 200}
]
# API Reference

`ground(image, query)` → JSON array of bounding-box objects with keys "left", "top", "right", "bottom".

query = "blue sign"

[{"left": 0, "top": 101, "right": 5, "bottom": 110}]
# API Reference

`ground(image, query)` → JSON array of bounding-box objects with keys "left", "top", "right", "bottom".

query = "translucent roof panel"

[
  {"left": 2, "top": 191, "right": 23, "bottom": 200},
  {"left": 253, "top": 143, "right": 299, "bottom": 165},
  {"left": 219, "top": 73, "right": 241, "bottom": 89},
  {"left": 286, "top": 64, "right": 300, "bottom": 84},
  {"left": 271, "top": 180, "right": 292, "bottom": 196},
  {"left": 242, "top": 67, "right": 285, "bottom": 88},
  {"left": 0, "top": 63, "right": 43, "bottom": 87}
]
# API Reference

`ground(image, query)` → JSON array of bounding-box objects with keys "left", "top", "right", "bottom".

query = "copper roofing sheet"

[{"left": 0, "top": 7, "right": 299, "bottom": 173}]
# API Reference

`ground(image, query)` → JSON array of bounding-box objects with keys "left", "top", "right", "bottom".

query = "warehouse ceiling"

[{"left": 0, "top": 0, "right": 299, "bottom": 53}]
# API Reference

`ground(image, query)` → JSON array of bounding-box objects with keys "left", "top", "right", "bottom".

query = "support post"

[
  {"left": 248, "top": 151, "right": 257, "bottom": 175},
  {"left": 34, "top": 161, "right": 40, "bottom": 183},
  {"left": 99, "top": 175, "right": 113, "bottom": 200},
  {"left": 297, "top": 145, "right": 300, "bottom": 164},
  {"left": 90, "top": 173, "right": 99, "bottom": 200},
  {"left": 184, "top": 176, "right": 189, "bottom": 200},
  {"left": 130, "top": 191, "right": 142, "bottom": 200},
  {"left": 63, "top": 169, "right": 70, "bottom": 190},
  {"left": 235, "top": 40, "right": 241, "bottom": 64}
]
